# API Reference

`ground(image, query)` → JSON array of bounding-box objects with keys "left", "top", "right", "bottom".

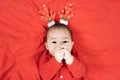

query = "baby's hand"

[
  {"left": 53, "top": 48, "right": 64, "bottom": 63},
  {"left": 62, "top": 49, "right": 74, "bottom": 65}
]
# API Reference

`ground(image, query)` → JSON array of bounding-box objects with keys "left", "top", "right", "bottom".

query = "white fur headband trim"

[
  {"left": 47, "top": 21, "right": 55, "bottom": 27},
  {"left": 60, "top": 19, "right": 68, "bottom": 25}
]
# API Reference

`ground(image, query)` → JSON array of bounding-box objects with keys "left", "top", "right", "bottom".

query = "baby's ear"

[
  {"left": 45, "top": 42, "right": 48, "bottom": 50},
  {"left": 72, "top": 41, "right": 74, "bottom": 47}
]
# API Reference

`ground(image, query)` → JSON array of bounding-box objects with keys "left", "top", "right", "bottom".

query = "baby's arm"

[
  {"left": 39, "top": 52, "right": 62, "bottom": 80},
  {"left": 63, "top": 49, "right": 86, "bottom": 79},
  {"left": 67, "top": 57, "right": 86, "bottom": 78}
]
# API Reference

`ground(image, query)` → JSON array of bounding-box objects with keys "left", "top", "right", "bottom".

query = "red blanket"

[{"left": 0, "top": 0, "right": 120, "bottom": 80}]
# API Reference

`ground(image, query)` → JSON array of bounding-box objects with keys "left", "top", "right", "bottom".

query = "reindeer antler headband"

[{"left": 38, "top": 2, "right": 74, "bottom": 27}]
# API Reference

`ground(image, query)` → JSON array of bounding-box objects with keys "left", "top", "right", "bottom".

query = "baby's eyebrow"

[
  {"left": 49, "top": 38, "right": 56, "bottom": 40},
  {"left": 49, "top": 37, "right": 69, "bottom": 40},
  {"left": 62, "top": 37, "right": 69, "bottom": 39}
]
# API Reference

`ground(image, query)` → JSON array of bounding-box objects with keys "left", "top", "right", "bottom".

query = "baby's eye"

[
  {"left": 52, "top": 41, "right": 56, "bottom": 43},
  {"left": 63, "top": 41, "right": 68, "bottom": 43}
]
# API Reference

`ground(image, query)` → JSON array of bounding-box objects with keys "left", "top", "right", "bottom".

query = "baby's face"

[{"left": 45, "top": 28, "right": 74, "bottom": 55}]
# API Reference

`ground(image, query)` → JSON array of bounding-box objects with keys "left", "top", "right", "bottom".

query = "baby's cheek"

[
  {"left": 48, "top": 46, "right": 54, "bottom": 53},
  {"left": 53, "top": 46, "right": 58, "bottom": 54},
  {"left": 68, "top": 46, "right": 72, "bottom": 51}
]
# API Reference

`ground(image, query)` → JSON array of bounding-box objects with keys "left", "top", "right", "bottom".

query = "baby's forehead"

[
  {"left": 46, "top": 25, "right": 72, "bottom": 40},
  {"left": 47, "top": 28, "right": 72, "bottom": 39},
  {"left": 47, "top": 28, "right": 70, "bottom": 37}
]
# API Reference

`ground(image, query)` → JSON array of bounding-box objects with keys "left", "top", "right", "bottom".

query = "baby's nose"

[
  {"left": 61, "top": 45, "right": 67, "bottom": 49},
  {"left": 61, "top": 47, "right": 64, "bottom": 49},
  {"left": 57, "top": 43, "right": 66, "bottom": 49}
]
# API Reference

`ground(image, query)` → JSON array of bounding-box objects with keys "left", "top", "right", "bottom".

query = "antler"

[
  {"left": 38, "top": 4, "right": 56, "bottom": 27},
  {"left": 59, "top": 2, "right": 74, "bottom": 25}
]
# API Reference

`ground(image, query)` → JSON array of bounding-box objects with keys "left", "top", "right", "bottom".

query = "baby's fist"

[
  {"left": 54, "top": 50, "right": 64, "bottom": 63},
  {"left": 62, "top": 49, "right": 74, "bottom": 65}
]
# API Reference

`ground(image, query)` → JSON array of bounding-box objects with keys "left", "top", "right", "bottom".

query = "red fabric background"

[{"left": 0, "top": 0, "right": 120, "bottom": 80}]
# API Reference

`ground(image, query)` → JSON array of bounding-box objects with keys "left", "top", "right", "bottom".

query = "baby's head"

[{"left": 45, "top": 23, "right": 74, "bottom": 55}]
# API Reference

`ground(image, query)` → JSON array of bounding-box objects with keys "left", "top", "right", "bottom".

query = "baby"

[{"left": 39, "top": 23, "right": 85, "bottom": 80}]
